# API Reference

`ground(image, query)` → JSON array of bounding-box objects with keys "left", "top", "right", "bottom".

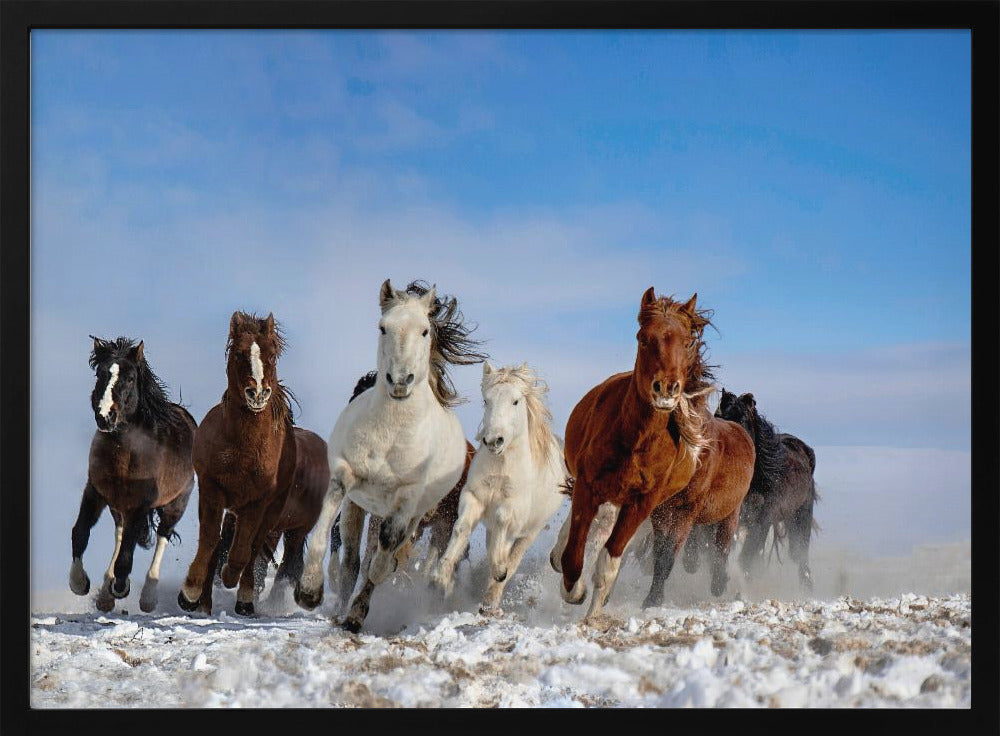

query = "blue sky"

[{"left": 30, "top": 31, "right": 971, "bottom": 593}]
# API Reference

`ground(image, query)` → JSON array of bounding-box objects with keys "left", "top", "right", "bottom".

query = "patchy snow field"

[{"left": 30, "top": 533, "right": 971, "bottom": 709}]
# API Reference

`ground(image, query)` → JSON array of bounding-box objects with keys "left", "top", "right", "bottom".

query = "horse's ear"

[
  {"left": 482, "top": 361, "right": 494, "bottom": 377},
  {"left": 739, "top": 392, "right": 756, "bottom": 409},
  {"left": 682, "top": 292, "right": 698, "bottom": 313},
  {"left": 264, "top": 312, "right": 276, "bottom": 335},
  {"left": 641, "top": 286, "right": 657, "bottom": 308},
  {"left": 420, "top": 284, "right": 437, "bottom": 312},
  {"left": 229, "top": 311, "right": 243, "bottom": 336},
  {"left": 379, "top": 279, "right": 396, "bottom": 309},
  {"left": 91, "top": 335, "right": 102, "bottom": 354},
  {"left": 129, "top": 340, "right": 145, "bottom": 365}
]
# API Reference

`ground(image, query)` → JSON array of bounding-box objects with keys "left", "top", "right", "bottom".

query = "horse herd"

[{"left": 70, "top": 279, "right": 818, "bottom": 632}]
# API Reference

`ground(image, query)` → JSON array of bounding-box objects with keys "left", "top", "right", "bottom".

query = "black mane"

[{"left": 89, "top": 335, "right": 185, "bottom": 436}]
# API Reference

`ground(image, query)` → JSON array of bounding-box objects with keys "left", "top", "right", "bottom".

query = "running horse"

[
  {"left": 177, "top": 311, "right": 330, "bottom": 616},
  {"left": 70, "top": 336, "right": 196, "bottom": 613},
  {"left": 296, "top": 279, "right": 487, "bottom": 632},
  {"left": 551, "top": 287, "right": 752, "bottom": 619}
]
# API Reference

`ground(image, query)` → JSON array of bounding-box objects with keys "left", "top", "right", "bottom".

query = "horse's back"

[{"left": 779, "top": 433, "right": 816, "bottom": 474}]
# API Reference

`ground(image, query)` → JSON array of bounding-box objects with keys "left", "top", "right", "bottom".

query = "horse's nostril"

[
  {"left": 245, "top": 387, "right": 255, "bottom": 398},
  {"left": 405, "top": 373, "right": 414, "bottom": 385},
  {"left": 261, "top": 387, "right": 271, "bottom": 399},
  {"left": 496, "top": 436, "right": 504, "bottom": 446},
  {"left": 670, "top": 381, "right": 681, "bottom": 396},
  {"left": 386, "top": 373, "right": 394, "bottom": 385},
  {"left": 652, "top": 381, "right": 661, "bottom": 395}
]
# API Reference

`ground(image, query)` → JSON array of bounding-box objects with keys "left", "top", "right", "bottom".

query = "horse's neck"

[{"left": 618, "top": 373, "right": 673, "bottom": 448}]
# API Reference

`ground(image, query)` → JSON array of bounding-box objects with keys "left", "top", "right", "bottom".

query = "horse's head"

[
  {"left": 717, "top": 390, "right": 758, "bottom": 438},
  {"left": 476, "top": 362, "right": 530, "bottom": 455},
  {"left": 715, "top": 388, "right": 739, "bottom": 419},
  {"left": 226, "top": 311, "right": 284, "bottom": 414},
  {"left": 89, "top": 336, "right": 144, "bottom": 433},
  {"left": 376, "top": 278, "right": 436, "bottom": 400},
  {"left": 634, "top": 287, "right": 707, "bottom": 412}
]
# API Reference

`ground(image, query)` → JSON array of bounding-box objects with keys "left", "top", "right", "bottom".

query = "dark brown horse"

[
  {"left": 640, "top": 402, "right": 756, "bottom": 607},
  {"left": 177, "top": 311, "right": 330, "bottom": 616},
  {"left": 70, "top": 337, "right": 196, "bottom": 613},
  {"left": 551, "top": 287, "right": 725, "bottom": 619}
]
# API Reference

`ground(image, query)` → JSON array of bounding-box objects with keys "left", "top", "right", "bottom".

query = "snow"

[{"left": 30, "top": 532, "right": 971, "bottom": 709}]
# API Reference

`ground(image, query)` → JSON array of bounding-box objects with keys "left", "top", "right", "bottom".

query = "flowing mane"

[
  {"left": 481, "top": 363, "right": 557, "bottom": 468},
  {"left": 400, "top": 280, "right": 489, "bottom": 407},
  {"left": 639, "top": 294, "right": 718, "bottom": 464},
  {"left": 223, "top": 312, "right": 298, "bottom": 425},
  {"left": 88, "top": 335, "right": 187, "bottom": 436}
]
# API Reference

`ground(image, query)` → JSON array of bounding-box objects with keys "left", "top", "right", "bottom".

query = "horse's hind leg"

[
  {"left": 111, "top": 501, "right": 158, "bottom": 602},
  {"left": 139, "top": 483, "right": 192, "bottom": 613},
  {"left": 788, "top": 490, "right": 816, "bottom": 591},
  {"left": 430, "top": 490, "right": 485, "bottom": 597},
  {"left": 710, "top": 510, "right": 741, "bottom": 597},
  {"left": 95, "top": 512, "right": 124, "bottom": 612},
  {"left": 737, "top": 517, "right": 771, "bottom": 581},
  {"left": 266, "top": 527, "right": 308, "bottom": 606},
  {"left": 642, "top": 508, "right": 696, "bottom": 610},
  {"left": 559, "top": 483, "right": 600, "bottom": 606},
  {"left": 681, "top": 523, "right": 708, "bottom": 574},
  {"left": 213, "top": 511, "right": 237, "bottom": 588},
  {"left": 331, "top": 499, "right": 367, "bottom": 612},
  {"left": 70, "top": 482, "right": 106, "bottom": 596}
]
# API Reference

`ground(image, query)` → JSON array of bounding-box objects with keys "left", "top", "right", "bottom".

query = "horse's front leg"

[
  {"left": 368, "top": 489, "right": 422, "bottom": 585},
  {"left": 481, "top": 530, "right": 535, "bottom": 615},
  {"left": 559, "top": 482, "right": 600, "bottom": 605},
  {"left": 230, "top": 495, "right": 286, "bottom": 615},
  {"left": 69, "top": 482, "right": 107, "bottom": 596},
  {"left": 178, "top": 479, "right": 225, "bottom": 612},
  {"left": 587, "top": 493, "right": 659, "bottom": 620},
  {"left": 296, "top": 463, "right": 352, "bottom": 609},
  {"left": 430, "top": 488, "right": 485, "bottom": 597}
]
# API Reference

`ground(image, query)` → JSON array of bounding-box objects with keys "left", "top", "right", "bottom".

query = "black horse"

[
  {"left": 70, "top": 336, "right": 197, "bottom": 612},
  {"left": 682, "top": 389, "right": 818, "bottom": 590}
]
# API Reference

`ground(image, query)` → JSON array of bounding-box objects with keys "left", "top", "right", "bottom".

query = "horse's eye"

[
  {"left": 513, "top": 399, "right": 519, "bottom": 406},
  {"left": 422, "top": 329, "right": 429, "bottom": 337},
  {"left": 379, "top": 326, "right": 386, "bottom": 335}
]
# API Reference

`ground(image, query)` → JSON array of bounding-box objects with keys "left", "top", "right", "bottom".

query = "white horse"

[
  {"left": 295, "top": 279, "right": 486, "bottom": 632},
  {"left": 431, "top": 361, "right": 569, "bottom": 614}
]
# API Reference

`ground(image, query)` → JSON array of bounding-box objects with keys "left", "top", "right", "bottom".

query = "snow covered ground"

[{"left": 30, "top": 528, "right": 971, "bottom": 709}]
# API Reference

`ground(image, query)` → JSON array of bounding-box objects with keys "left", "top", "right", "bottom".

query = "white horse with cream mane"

[
  {"left": 431, "top": 361, "right": 569, "bottom": 614},
  {"left": 295, "top": 279, "right": 486, "bottom": 632}
]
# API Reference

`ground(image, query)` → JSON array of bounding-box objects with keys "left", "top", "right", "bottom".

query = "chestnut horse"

[
  {"left": 550, "top": 287, "right": 731, "bottom": 619},
  {"left": 177, "top": 312, "right": 330, "bottom": 616},
  {"left": 70, "top": 337, "right": 196, "bottom": 613}
]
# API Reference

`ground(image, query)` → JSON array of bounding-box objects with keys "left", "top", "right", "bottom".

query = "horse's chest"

[{"left": 89, "top": 437, "right": 158, "bottom": 503}]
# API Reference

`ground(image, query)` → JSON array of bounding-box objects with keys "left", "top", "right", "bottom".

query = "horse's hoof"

[
  {"left": 139, "top": 585, "right": 157, "bottom": 613},
  {"left": 683, "top": 559, "right": 700, "bottom": 575},
  {"left": 234, "top": 600, "right": 255, "bottom": 617},
  {"left": 293, "top": 581, "right": 323, "bottom": 611},
  {"left": 561, "top": 582, "right": 587, "bottom": 606},
  {"left": 340, "top": 616, "right": 363, "bottom": 633},
  {"left": 711, "top": 575, "right": 728, "bottom": 597},
  {"left": 478, "top": 604, "right": 503, "bottom": 617},
  {"left": 111, "top": 577, "right": 131, "bottom": 599},
  {"left": 642, "top": 594, "right": 663, "bottom": 610},
  {"left": 799, "top": 569, "right": 814, "bottom": 592},
  {"left": 95, "top": 589, "right": 115, "bottom": 613},
  {"left": 549, "top": 551, "right": 562, "bottom": 573},
  {"left": 69, "top": 570, "right": 91, "bottom": 596},
  {"left": 177, "top": 590, "right": 199, "bottom": 612},
  {"left": 493, "top": 568, "right": 508, "bottom": 583}
]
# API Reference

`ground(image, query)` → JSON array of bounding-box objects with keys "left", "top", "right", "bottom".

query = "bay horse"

[
  {"left": 702, "top": 389, "right": 819, "bottom": 590},
  {"left": 70, "top": 336, "right": 196, "bottom": 613},
  {"left": 430, "top": 362, "right": 569, "bottom": 614},
  {"left": 296, "top": 279, "right": 487, "bottom": 632},
  {"left": 320, "top": 371, "right": 475, "bottom": 601},
  {"left": 177, "top": 311, "right": 330, "bottom": 616},
  {"left": 550, "top": 287, "right": 727, "bottom": 619}
]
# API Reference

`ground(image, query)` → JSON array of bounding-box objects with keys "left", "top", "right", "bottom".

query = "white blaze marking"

[
  {"left": 98, "top": 363, "right": 119, "bottom": 417},
  {"left": 250, "top": 342, "right": 264, "bottom": 393}
]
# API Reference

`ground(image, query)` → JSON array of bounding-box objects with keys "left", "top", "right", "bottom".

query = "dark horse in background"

[
  {"left": 70, "top": 337, "right": 196, "bottom": 613},
  {"left": 682, "top": 389, "right": 819, "bottom": 591},
  {"left": 177, "top": 311, "right": 330, "bottom": 616}
]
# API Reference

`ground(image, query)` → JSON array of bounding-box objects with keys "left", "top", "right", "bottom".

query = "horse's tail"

[
  {"left": 349, "top": 371, "right": 379, "bottom": 403},
  {"left": 142, "top": 509, "right": 182, "bottom": 548}
]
